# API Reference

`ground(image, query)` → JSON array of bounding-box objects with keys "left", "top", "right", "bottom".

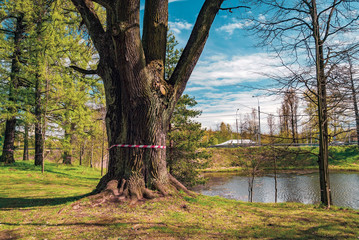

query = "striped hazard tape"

[{"left": 108, "top": 144, "right": 166, "bottom": 150}]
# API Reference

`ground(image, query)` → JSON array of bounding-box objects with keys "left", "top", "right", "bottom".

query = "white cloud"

[
  {"left": 189, "top": 53, "right": 287, "bottom": 87},
  {"left": 169, "top": 20, "right": 193, "bottom": 34},
  {"left": 184, "top": 53, "right": 291, "bottom": 130},
  {"left": 192, "top": 91, "right": 282, "bottom": 132},
  {"left": 216, "top": 19, "right": 253, "bottom": 35}
]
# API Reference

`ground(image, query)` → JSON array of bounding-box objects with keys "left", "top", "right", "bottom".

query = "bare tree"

[
  {"left": 247, "top": 0, "right": 359, "bottom": 207},
  {"left": 279, "top": 89, "right": 299, "bottom": 143},
  {"left": 344, "top": 53, "right": 359, "bottom": 145}
]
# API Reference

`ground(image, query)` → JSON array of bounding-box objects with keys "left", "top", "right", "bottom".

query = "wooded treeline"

[{"left": 0, "top": 0, "right": 105, "bottom": 166}]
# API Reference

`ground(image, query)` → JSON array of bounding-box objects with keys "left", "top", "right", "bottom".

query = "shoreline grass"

[
  {"left": 202, "top": 145, "right": 359, "bottom": 173},
  {"left": 200, "top": 165, "right": 359, "bottom": 173}
]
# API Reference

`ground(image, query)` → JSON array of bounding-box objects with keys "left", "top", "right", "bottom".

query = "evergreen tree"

[
  {"left": 0, "top": 1, "right": 29, "bottom": 163},
  {"left": 165, "top": 31, "right": 208, "bottom": 186},
  {"left": 168, "top": 94, "right": 209, "bottom": 186}
]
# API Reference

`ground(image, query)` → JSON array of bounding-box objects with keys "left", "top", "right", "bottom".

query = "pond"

[{"left": 191, "top": 171, "right": 359, "bottom": 209}]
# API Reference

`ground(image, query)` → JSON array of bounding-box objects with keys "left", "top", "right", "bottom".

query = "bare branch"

[
  {"left": 70, "top": 0, "right": 105, "bottom": 51},
  {"left": 169, "top": 0, "right": 224, "bottom": 100},
  {"left": 219, "top": 5, "right": 250, "bottom": 12},
  {"left": 69, "top": 65, "right": 97, "bottom": 75},
  {"left": 91, "top": 0, "right": 111, "bottom": 9},
  {"left": 0, "top": 15, "right": 17, "bottom": 23},
  {"left": 0, "top": 28, "right": 14, "bottom": 34}
]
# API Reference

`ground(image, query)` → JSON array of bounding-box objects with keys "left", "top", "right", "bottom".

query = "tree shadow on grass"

[
  {"left": 38, "top": 169, "right": 100, "bottom": 181},
  {"left": 0, "top": 193, "right": 91, "bottom": 209}
]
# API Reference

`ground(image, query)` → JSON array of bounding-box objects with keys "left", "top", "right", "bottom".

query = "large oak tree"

[{"left": 70, "top": 0, "right": 225, "bottom": 198}]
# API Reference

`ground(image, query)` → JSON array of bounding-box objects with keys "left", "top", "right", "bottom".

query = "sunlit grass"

[{"left": 0, "top": 159, "right": 358, "bottom": 239}]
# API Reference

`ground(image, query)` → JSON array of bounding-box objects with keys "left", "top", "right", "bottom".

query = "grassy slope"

[
  {"left": 1, "top": 162, "right": 358, "bottom": 239},
  {"left": 204, "top": 146, "right": 359, "bottom": 172}
]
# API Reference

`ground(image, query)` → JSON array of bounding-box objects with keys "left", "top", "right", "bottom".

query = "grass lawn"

[{"left": 0, "top": 161, "right": 358, "bottom": 239}]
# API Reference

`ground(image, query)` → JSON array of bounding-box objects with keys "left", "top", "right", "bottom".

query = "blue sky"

[
  {"left": 163, "top": 0, "right": 285, "bottom": 131},
  {"left": 138, "top": 0, "right": 287, "bottom": 132}
]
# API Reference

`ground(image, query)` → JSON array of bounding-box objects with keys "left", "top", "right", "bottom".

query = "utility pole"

[
  {"left": 236, "top": 109, "right": 239, "bottom": 146},
  {"left": 253, "top": 96, "right": 261, "bottom": 145},
  {"left": 258, "top": 105, "right": 261, "bottom": 145}
]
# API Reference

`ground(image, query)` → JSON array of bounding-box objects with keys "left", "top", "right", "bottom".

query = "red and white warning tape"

[{"left": 108, "top": 144, "right": 166, "bottom": 150}]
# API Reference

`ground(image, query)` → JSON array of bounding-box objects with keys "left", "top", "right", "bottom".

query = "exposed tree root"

[
  {"left": 77, "top": 173, "right": 196, "bottom": 208},
  {"left": 168, "top": 173, "right": 197, "bottom": 197}
]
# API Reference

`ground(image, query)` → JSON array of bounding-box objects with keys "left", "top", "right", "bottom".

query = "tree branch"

[
  {"left": 69, "top": 65, "right": 98, "bottom": 75},
  {"left": 142, "top": 0, "right": 168, "bottom": 70},
  {"left": 219, "top": 5, "right": 250, "bottom": 12},
  {"left": 0, "top": 28, "right": 14, "bottom": 34},
  {"left": 91, "top": 0, "right": 112, "bottom": 9},
  {"left": 0, "top": 15, "right": 17, "bottom": 23},
  {"left": 169, "top": 0, "right": 224, "bottom": 100},
  {"left": 70, "top": 0, "right": 105, "bottom": 52}
]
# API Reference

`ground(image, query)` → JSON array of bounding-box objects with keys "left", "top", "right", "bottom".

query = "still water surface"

[{"left": 192, "top": 172, "right": 359, "bottom": 209}]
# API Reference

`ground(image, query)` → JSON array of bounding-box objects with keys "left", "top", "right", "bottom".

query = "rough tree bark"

[
  {"left": 70, "top": 0, "right": 224, "bottom": 200},
  {"left": 1, "top": 14, "right": 25, "bottom": 164}
]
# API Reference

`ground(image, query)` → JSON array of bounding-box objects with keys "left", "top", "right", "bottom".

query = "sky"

[{"left": 162, "top": 0, "right": 284, "bottom": 132}]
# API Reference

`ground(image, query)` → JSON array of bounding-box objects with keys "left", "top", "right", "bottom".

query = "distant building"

[{"left": 212, "top": 139, "right": 256, "bottom": 147}]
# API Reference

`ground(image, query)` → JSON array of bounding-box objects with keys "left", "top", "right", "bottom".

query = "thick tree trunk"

[
  {"left": 23, "top": 122, "right": 29, "bottom": 161},
  {"left": 1, "top": 15, "right": 25, "bottom": 164},
  {"left": 96, "top": 69, "right": 170, "bottom": 192},
  {"left": 1, "top": 118, "right": 16, "bottom": 164}
]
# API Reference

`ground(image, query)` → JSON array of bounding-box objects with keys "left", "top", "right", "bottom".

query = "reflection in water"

[{"left": 191, "top": 172, "right": 359, "bottom": 209}]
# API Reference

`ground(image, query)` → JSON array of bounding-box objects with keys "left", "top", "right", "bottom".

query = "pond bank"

[{"left": 200, "top": 146, "right": 359, "bottom": 173}]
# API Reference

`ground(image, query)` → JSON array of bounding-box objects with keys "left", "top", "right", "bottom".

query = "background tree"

[
  {"left": 168, "top": 94, "right": 209, "bottom": 186},
  {"left": 165, "top": 31, "right": 209, "bottom": 186},
  {"left": 0, "top": 1, "right": 28, "bottom": 164},
  {"left": 247, "top": 0, "right": 359, "bottom": 207},
  {"left": 279, "top": 89, "right": 299, "bottom": 143},
  {"left": 215, "top": 122, "right": 233, "bottom": 143}
]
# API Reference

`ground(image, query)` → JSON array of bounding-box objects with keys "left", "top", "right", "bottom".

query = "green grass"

[
  {"left": 0, "top": 161, "right": 358, "bottom": 239},
  {"left": 0, "top": 161, "right": 100, "bottom": 208}
]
